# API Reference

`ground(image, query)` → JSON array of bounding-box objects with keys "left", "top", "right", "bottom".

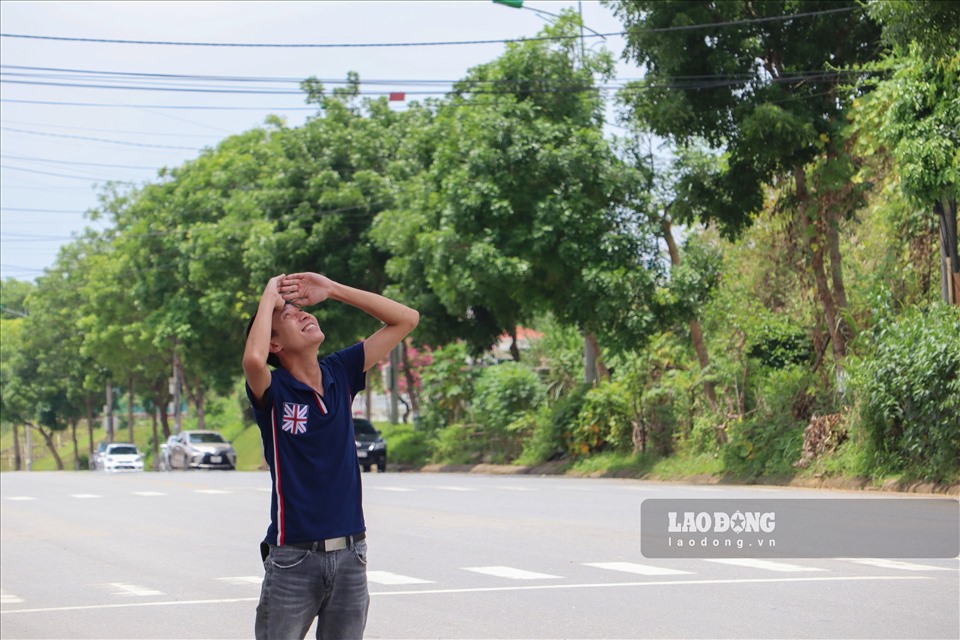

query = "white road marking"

[
  {"left": 463, "top": 566, "right": 562, "bottom": 580},
  {"left": 2, "top": 576, "right": 931, "bottom": 613},
  {"left": 6, "top": 496, "right": 36, "bottom": 501},
  {"left": 1, "top": 589, "right": 24, "bottom": 604},
  {"left": 367, "top": 571, "right": 433, "bottom": 585},
  {"left": 841, "top": 558, "right": 953, "bottom": 572},
  {"left": 495, "top": 486, "right": 536, "bottom": 492},
  {"left": 438, "top": 486, "right": 476, "bottom": 492},
  {"left": 376, "top": 487, "right": 413, "bottom": 492},
  {"left": 704, "top": 559, "right": 826, "bottom": 572},
  {"left": 70, "top": 494, "right": 101, "bottom": 499},
  {"left": 584, "top": 562, "right": 693, "bottom": 576},
  {"left": 218, "top": 576, "right": 263, "bottom": 585},
  {"left": 194, "top": 489, "right": 230, "bottom": 494},
  {"left": 106, "top": 583, "right": 164, "bottom": 597},
  {"left": 132, "top": 491, "right": 166, "bottom": 497}
]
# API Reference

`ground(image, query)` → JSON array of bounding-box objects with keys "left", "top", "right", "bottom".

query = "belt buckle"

[{"left": 323, "top": 536, "right": 348, "bottom": 552}]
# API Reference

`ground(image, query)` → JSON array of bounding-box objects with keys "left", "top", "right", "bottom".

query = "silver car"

[{"left": 165, "top": 430, "right": 237, "bottom": 470}]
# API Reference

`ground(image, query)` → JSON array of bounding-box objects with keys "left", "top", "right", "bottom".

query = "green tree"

[
  {"left": 855, "top": 0, "right": 960, "bottom": 304},
  {"left": 376, "top": 13, "right": 661, "bottom": 358},
  {"left": 610, "top": 0, "right": 882, "bottom": 370}
]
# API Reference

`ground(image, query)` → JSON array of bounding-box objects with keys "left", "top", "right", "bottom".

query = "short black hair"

[{"left": 245, "top": 312, "right": 281, "bottom": 368}]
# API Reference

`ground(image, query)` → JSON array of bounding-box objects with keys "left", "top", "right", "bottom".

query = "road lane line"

[
  {"left": 704, "top": 559, "right": 826, "bottom": 572},
  {"left": 0, "top": 576, "right": 932, "bottom": 613},
  {"left": 132, "top": 491, "right": 166, "bottom": 497},
  {"left": 69, "top": 494, "right": 101, "bottom": 499},
  {"left": 463, "top": 566, "right": 562, "bottom": 580},
  {"left": 584, "top": 562, "right": 693, "bottom": 576},
  {"left": 438, "top": 486, "right": 476, "bottom": 492},
  {"left": 6, "top": 496, "right": 36, "bottom": 501},
  {"left": 376, "top": 487, "right": 414, "bottom": 492},
  {"left": 367, "top": 571, "right": 433, "bottom": 585},
  {"left": 194, "top": 489, "right": 230, "bottom": 494},
  {"left": 841, "top": 559, "right": 953, "bottom": 572}
]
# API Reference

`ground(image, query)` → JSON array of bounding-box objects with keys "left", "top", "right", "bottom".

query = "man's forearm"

[{"left": 329, "top": 281, "right": 419, "bottom": 330}]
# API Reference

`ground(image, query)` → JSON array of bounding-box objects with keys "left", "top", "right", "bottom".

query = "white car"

[{"left": 100, "top": 443, "right": 144, "bottom": 472}]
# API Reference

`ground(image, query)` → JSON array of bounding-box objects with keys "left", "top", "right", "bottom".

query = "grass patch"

[{"left": 647, "top": 452, "right": 724, "bottom": 479}]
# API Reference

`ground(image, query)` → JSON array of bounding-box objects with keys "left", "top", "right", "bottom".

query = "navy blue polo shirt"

[{"left": 246, "top": 342, "right": 367, "bottom": 546}]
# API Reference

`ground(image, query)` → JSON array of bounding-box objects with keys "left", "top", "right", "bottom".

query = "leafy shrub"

[
  {"left": 468, "top": 362, "right": 545, "bottom": 462},
  {"left": 722, "top": 366, "right": 810, "bottom": 479},
  {"left": 430, "top": 423, "right": 482, "bottom": 466},
  {"left": 850, "top": 304, "right": 960, "bottom": 481},
  {"left": 747, "top": 316, "right": 813, "bottom": 369},
  {"left": 569, "top": 380, "right": 635, "bottom": 455},
  {"left": 419, "top": 342, "right": 477, "bottom": 431},
  {"left": 378, "top": 422, "right": 431, "bottom": 467}
]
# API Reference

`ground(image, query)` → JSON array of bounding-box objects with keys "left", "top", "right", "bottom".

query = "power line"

[
  {"left": 0, "top": 30, "right": 615, "bottom": 48},
  {"left": 0, "top": 153, "right": 165, "bottom": 170},
  {"left": 0, "top": 6, "right": 858, "bottom": 48},
  {"left": 1, "top": 127, "right": 203, "bottom": 151},
  {"left": 1, "top": 164, "right": 140, "bottom": 184}
]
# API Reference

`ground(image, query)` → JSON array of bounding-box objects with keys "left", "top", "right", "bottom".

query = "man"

[{"left": 243, "top": 271, "right": 419, "bottom": 640}]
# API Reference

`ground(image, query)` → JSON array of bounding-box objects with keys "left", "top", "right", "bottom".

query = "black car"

[{"left": 354, "top": 418, "right": 387, "bottom": 472}]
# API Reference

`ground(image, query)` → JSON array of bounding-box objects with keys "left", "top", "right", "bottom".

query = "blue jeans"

[{"left": 255, "top": 541, "right": 369, "bottom": 640}]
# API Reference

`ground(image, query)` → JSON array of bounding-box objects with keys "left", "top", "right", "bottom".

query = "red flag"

[{"left": 388, "top": 92, "right": 406, "bottom": 102}]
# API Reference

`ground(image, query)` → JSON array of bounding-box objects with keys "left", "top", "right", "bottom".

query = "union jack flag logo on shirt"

[{"left": 281, "top": 402, "right": 309, "bottom": 435}]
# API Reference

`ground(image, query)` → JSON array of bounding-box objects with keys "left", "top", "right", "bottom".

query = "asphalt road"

[{"left": 1, "top": 471, "right": 957, "bottom": 639}]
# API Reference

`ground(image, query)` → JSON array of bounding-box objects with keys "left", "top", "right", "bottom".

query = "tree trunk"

[
  {"left": 661, "top": 215, "right": 718, "bottom": 410},
  {"left": 401, "top": 341, "right": 420, "bottom": 417},
  {"left": 70, "top": 419, "right": 80, "bottom": 470},
  {"left": 33, "top": 425, "right": 64, "bottom": 470},
  {"left": 151, "top": 407, "right": 160, "bottom": 471},
  {"left": 585, "top": 333, "right": 609, "bottom": 381},
  {"left": 127, "top": 374, "right": 135, "bottom": 443},
  {"left": 795, "top": 166, "right": 847, "bottom": 363},
  {"left": 157, "top": 390, "right": 171, "bottom": 440},
  {"left": 12, "top": 423, "right": 22, "bottom": 471},
  {"left": 936, "top": 198, "right": 960, "bottom": 304},
  {"left": 85, "top": 397, "right": 95, "bottom": 463}
]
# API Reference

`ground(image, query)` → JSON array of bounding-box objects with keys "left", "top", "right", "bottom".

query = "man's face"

[{"left": 270, "top": 303, "right": 325, "bottom": 358}]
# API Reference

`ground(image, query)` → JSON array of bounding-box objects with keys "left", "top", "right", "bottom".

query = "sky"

[{"left": 0, "top": 1, "right": 643, "bottom": 283}]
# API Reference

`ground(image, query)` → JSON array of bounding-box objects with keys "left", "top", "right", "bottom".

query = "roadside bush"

[
  {"left": 419, "top": 341, "right": 477, "bottom": 432},
  {"left": 722, "top": 366, "right": 810, "bottom": 479},
  {"left": 515, "top": 383, "right": 593, "bottom": 464},
  {"left": 430, "top": 423, "right": 482, "bottom": 465},
  {"left": 850, "top": 304, "right": 960, "bottom": 482},
  {"left": 569, "top": 380, "right": 634, "bottom": 455},
  {"left": 379, "top": 422, "right": 431, "bottom": 467},
  {"left": 468, "top": 362, "right": 545, "bottom": 462}
]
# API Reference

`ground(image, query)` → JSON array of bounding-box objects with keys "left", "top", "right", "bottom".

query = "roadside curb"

[{"left": 415, "top": 463, "right": 959, "bottom": 496}]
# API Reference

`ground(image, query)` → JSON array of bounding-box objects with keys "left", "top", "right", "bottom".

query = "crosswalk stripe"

[
  {"left": 841, "top": 558, "right": 953, "bottom": 572},
  {"left": 367, "top": 571, "right": 433, "bottom": 585},
  {"left": 584, "top": 562, "right": 693, "bottom": 576},
  {"left": 1, "top": 589, "right": 24, "bottom": 604},
  {"left": 464, "top": 566, "right": 561, "bottom": 580},
  {"left": 704, "top": 559, "right": 826, "bottom": 572},
  {"left": 218, "top": 576, "right": 263, "bottom": 585},
  {"left": 107, "top": 583, "right": 164, "bottom": 597}
]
